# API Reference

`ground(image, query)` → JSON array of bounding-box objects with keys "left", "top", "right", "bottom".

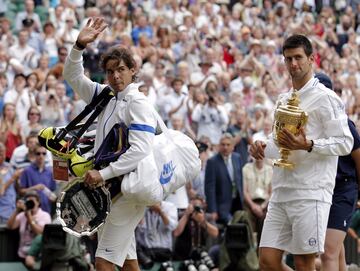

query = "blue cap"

[{"left": 315, "top": 72, "right": 333, "bottom": 90}]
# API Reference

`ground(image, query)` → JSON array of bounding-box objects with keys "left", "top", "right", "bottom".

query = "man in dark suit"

[{"left": 205, "top": 133, "right": 245, "bottom": 225}]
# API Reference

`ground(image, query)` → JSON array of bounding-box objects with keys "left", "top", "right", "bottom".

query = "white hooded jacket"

[
  {"left": 264, "top": 77, "right": 353, "bottom": 203},
  {"left": 63, "top": 48, "right": 157, "bottom": 182}
]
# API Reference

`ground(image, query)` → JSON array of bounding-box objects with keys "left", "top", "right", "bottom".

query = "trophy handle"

[{"left": 300, "top": 112, "right": 308, "bottom": 127}]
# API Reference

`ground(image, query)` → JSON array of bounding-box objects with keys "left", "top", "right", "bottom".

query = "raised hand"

[{"left": 76, "top": 17, "right": 108, "bottom": 48}]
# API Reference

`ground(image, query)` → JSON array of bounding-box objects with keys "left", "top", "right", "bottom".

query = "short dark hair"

[
  {"left": 27, "top": 130, "right": 39, "bottom": 140},
  {"left": 14, "top": 73, "right": 26, "bottom": 80},
  {"left": 34, "top": 143, "right": 45, "bottom": 151},
  {"left": 100, "top": 46, "right": 137, "bottom": 82},
  {"left": 282, "top": 34, "right": 313, "bottom": 56},
  {"left": 57, "top": 46, "right": 67, "bottom": 54}
]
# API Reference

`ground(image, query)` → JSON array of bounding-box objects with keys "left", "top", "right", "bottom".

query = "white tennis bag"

[{"left": 121, "top": 110, "right": 201, "bottom": 205}]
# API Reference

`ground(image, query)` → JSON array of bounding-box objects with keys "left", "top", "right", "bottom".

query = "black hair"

[
  {"left": 282, "top": 34, "right": 313, "bottom": 56},
  {"left": 100, "top": 46, "right": 137, "bottom": 82},
  {"left": 57, "top": 46, "right": 68, "bottom": 54},
  {"left": 14, "top": 73, "right": 26, "bottom": 80}
]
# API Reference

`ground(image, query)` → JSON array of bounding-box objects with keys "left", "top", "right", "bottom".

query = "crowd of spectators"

[{"left": 1, "top": 0, "right": 360, "bottom": 269}]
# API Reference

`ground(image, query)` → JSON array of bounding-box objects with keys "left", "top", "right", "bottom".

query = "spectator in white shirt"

[
  {"left": 190, "top": 57, "right": 218, "bottom": 91},
  {"left": 192, "top": 92, "right": 228, "bottom": 145},
  {"left": 8, "top": 30, "right": 38, "bottom": 75},
  {"left": 164, "top": 77, "right": 189, "bottom": 123},
  {"left": 4, "top": 73, "right": 36, "bottom": 124},
  {"left": 14, "top": 0, "right": 41, "bottom": 33},
  {"left": 135, "top": 201, "right": 178, "bottom": 262}
]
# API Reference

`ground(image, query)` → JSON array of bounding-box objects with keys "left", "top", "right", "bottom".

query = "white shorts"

[
  {"left": 95, "top": 196, "right": 146, "bottom": 267},
  {"left": 259, "top": 200, "right": 331, "bottom": 255}
]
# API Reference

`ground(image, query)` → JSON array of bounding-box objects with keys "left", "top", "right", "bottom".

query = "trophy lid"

[{"left": 287, "top": 91, "right": 300, "bottom": 107}]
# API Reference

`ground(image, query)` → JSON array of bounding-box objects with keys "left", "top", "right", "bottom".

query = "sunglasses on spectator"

[
  {"left": 29, "top": 112, "right": 40, "bottom": 116},
  {"left": 36, "top": 152, "right": 46, "bottom": 156}
]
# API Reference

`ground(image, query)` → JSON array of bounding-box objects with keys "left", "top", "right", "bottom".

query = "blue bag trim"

[{"left": 129, "top": 124, "right": 155, "bottom": 134}]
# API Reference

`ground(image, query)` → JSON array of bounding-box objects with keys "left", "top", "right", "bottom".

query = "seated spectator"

[
  {"left": 190, "top": 58, "right": 218, "bottom": 91},
  {"left": 227, "top": 109, "right": 252, "bottom": 163},
  {"left": 8, "top": 30, "right": 38, "bottom": 75},
  {"left": 136, "top": 201, "right": 178, "bottom": 264},
  {"left": 173, "top": 195, "right": 219, "bottom": 261},
  {"left": 14, "top": 0, "right": 41, "bottom": 33},
  {"left": 22, "top": 106, "right": 44, "bottom": 137},
  {"left": 0, "top": 17, "right": 17, "bottom": 49},
  {"left": 191, "top": 92, "right": 229, "bottom": 146},
  {"left": 242, "top": 158, "right": 272, "bottom": 244},
  {"left": 0, "top": 102, "right": 24, "bottom": 161},
  {"left": 4, "top": 73, "right": 36, "bottom": 125},
  {"left": 40, "top": 90, "right": 65, "bottom": 127},
  {"left": 0, "top": 142, "right": 22, "bottom": 224},
  {"left": 10, "top": 131, "right": 52, "bottom": 170},
  {"left": 19, "top": 144, "right": 57, "bottom": 214},
  {"left": 7, "top": 191, "right": 51, "bottom": 261},
  {"left": 251, "top": 117, "right": 272, "bottom": 142},
  {"left": 131, "top": 14, "right": 153, "bottom": 46},
  {"left": 170, "top": 114, "right": 196, "bottom": 141}
]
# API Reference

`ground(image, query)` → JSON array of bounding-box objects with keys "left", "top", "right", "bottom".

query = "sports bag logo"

[{"left": 159, "top": 161, "right": 176, "bottom": 184}]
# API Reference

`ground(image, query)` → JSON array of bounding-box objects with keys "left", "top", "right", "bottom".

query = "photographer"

[
  {"left": 19, "top": 144, "right": 56, "bottom": 214},
  {"left": 7, "top": 191, "right": 51, "bottom": 261},
  {"left": 173, "top": 195, "right": 219, "bottom": 261},
  {"left": 191, "top": 87, "right": 229, "bottom": 146},
  {"left": 135, "top": 201, "right": 178, "bottom": 268}
]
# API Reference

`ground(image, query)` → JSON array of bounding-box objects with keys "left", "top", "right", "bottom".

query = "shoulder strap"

[{"left": 55, "top": 85, "right": 114, "bottom": 148}]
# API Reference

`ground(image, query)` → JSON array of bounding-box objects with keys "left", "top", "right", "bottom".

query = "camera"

[
  {"left": 25, "top": 199, "right": 35, "bottom": 210},
  {"left": 137, "top": 249, "right": 153, "bottom": 269},
  {"left": 197, "top": 262, "right": 210, "bottom": 271},
  {"left": 193, "top": 205, "right": 203, "bottom": 213},
  {"left": 200, "top": 251, "right": 216, "bottom": 270},
  {"left": 159, "top": 261, "right": 174, "bottom": 271},
  {"left": 181, "top": 260, "right": 197, "bottom": 271},
  {"left": 183, "top": 250, "right": 216, "bottom": 271}
]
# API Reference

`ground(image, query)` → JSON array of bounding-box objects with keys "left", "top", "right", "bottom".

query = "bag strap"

[
  {"left": 55, "top": 85, "right": 114, "bottom": 148},
  {"left": 129, "top": 91, "right": 172, "bottom": 140},
  {"left": 151, "top": 106, "right": 172, "bottom": 140}
]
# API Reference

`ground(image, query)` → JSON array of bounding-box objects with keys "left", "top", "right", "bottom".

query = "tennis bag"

[{"left": 121, "top": 107, "right": 201, "bottom": 205}]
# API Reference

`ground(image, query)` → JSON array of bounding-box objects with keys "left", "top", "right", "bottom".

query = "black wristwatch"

[
  {"left": 75, "top": 40, "right": 86, "bottom": 50},
  {"left": 307, "top": 140, "right": 314, "bottom": 153}
]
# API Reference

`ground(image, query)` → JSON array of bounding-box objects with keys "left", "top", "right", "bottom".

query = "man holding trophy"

[
  {"left": 250, "top": 34, "right": 353, "bottom": 271},
  {"left": 63, "top": 18, "right": 158, "bottom": 271}
]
